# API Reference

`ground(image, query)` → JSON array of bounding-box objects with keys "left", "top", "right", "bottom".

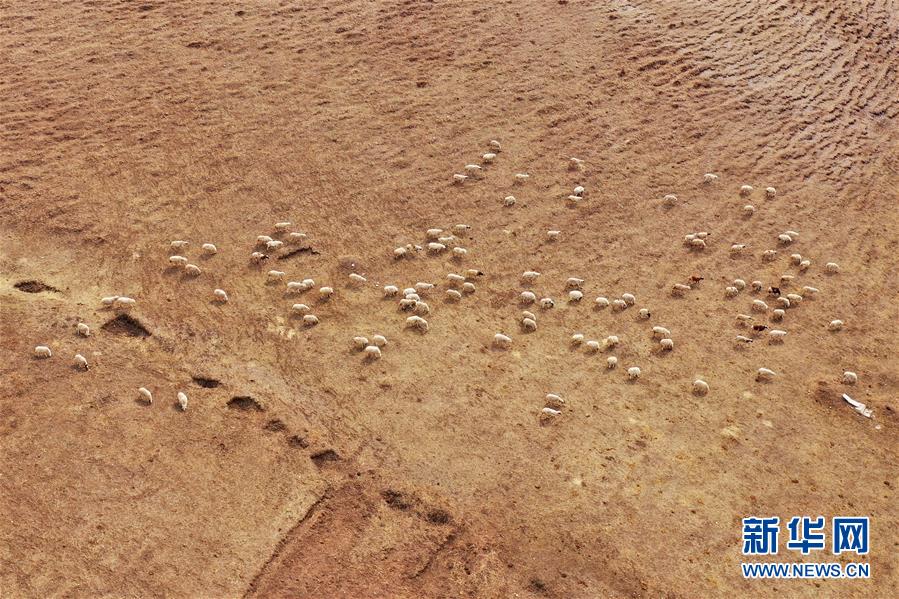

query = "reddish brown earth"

[{"left": 1, "top": 1, "right": 897, "bottom": 597}]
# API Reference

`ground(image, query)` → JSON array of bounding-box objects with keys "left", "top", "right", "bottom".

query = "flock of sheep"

[{"left": 29, "top": 140, "right": 864, "bottom": 420}]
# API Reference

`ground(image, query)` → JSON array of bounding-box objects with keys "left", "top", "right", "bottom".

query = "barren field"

[{"left": 1, "top": 1, "right": 898, "bottom": 597}]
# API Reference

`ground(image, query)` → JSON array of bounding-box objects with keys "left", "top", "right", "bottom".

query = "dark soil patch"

[
  {"left": 310, "top": 449, "right": 340, "bottom": 466},
  {"left": 228, "top": 396, "right": 263, "bottom": 411},
  {"left": 101, "top": 314, "right": 151, "bottom": 337},
  {"left": 14, "top": 280, "right": 59, "bottom": 293},
  {"left": 192, "top": 376, "right": 221, "bottom": 388}
]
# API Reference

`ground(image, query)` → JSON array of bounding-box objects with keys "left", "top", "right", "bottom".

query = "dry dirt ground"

[{"left": 1, "top": 1, "right": 898, "bottom": 597}]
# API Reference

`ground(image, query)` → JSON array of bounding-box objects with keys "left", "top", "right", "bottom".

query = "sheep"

[
  {"left": 504, "top": 195, "right": 517, "bottom": 206},
  {"left": 482, "top": 153, "right": 497, "bottom": 163},
  {"left": 768, "top": 329, "right": 787, "bottom": 343},
  {"left": 570, "top": 157, "right": 584, "bottom": 170},
  {"left": 414, "top": 301, "right": 430, "bottom": 315},
  {"left": 274, "top": 222, "right": 292, "bottom": 232},
  {"left": 291, "top": 303, "right": 311, "bottom": 314},
  {"left": 138, "top": 387, "right": 153, "bottom": 404},
  {"left": 607, "top": 356, "right": 618, "bottom": 369},
  {"left": 453, "top": 174, "right": 468, "bottom": 183},
  {"left": 399, "top": 298, "right": 417, "bottom": 311},
  {"left": 622, "top": 293, "right": 636, "bottom": 306},
  {"left": 604, "top": 335, "right": 620, "bottom": 348},
  {"left": 266, "top": 240, "right": 284, "bottom": 251},
  {"left": 756, "top": 368, "right": 776, "bottom": 382},
  {"left": 519, "top": 291, "right": 537, "bottom": 304},
  {"left": 257, "top": 235, "right": 273, "bottom": 245},
  {"left": 545, "top": 393, "right": 565, "bottom": 409},
  {"left": 464, "top": 164, "right": 483, "bottom": 176},
  {"left": 778, "top": 234, "right": 793, "bottom": 245},
  {"left": 178, "top": 391, "right": 188, "bottom": 411},
  {"left": 547, "top": 230, "right": 561, "bottom": 240},
  {"left": 801, "top": 286, "right": 819, "bottom": 297},
  {"left": 736, "top": 314, "right": 754, "bottom": 326},
  {"left": 286, "top": 281, "right": 306, "bottom": 293},
  {"left": 733, "top": 279, "right": 746, "bottom": 291},
  {"left": 743, "top": 205, "right": 756, "bottom": 216},
  {"left": 414, "top": 282, "right": 435, "bottom": 294},
  {"left": 251, "top": 251, "right": 268, "bottom": 263},
  {"left": 825, "top": 262, "right": 840, "bottom": 273},
  {"left": 842, "top": 371, "right": 858, "bottom": 385},
  {"left": 384, "top": 285, "right": 400, "bottom": 297},
  {"left": 394, "top": 247, "right": 408, "bottom": 259},
  {"left": 703, "top": 173, "right": 719, "bottom": 183},
  {"left": 725, "top": 286, "right": 739, "bottom": 298},
  {"left": 169, "top": 255, "right": 188, "bottom": 267},
  {"left": 353, "top": 336, "right": 369, "bottom": 350},
  {"left": 348, "top": 273, "right": 366, "bottom": 284},
  {"left": 267, "top": 270, "right": 286, "bottom": 283},
  {"left": 101, "top": 296, "right": 119, "bottom": 306},
  {"left": 493, "top": 333, "right": 512, "bottom": 348},
  {"left": 627, "top": 367, "right": 641, "bottom": 380},
  {"left": 288, "top": 232, "right": 308, "bottom": 242},
  {"left": 684, "top": 234, "right": 697, "bottom": 245},
  {"left": 115, "top": 297, "right": 136, "bottom": 308},
  {"left": 663, "top": 194, "right": 678, "bottom": 207},
  {"left": 446, "top": 273, "right": 465, "bottom": 286},
  {"left": 403, "top": 288, "right": 417, "bottom": 298},
  {"left": 464, "top": 269, "right": 484, "bottom": 279},
  {"left": 638, "top": 308, "right": 651, "bottom": 320},
  {"left": 798, "top": 260, "right": 811, "bottom": 272},
  {"left": 692, "top": 379, "right": 709, "bottom": 396},
  {"left": 521, "top": 271, "right": 541, "bottom": 283},
  {"left": 776, "top": 297, "right": 791, "bottom": 309},
  {"left": 428, "top": 242, "right": 447, "bottom": 252},
  {"left": 521, "top": 311, "right": 537, "bottom": 321},
  {"left": 372, "top": 335, "right": 388, "bottom": 347},
  {"left": 489, "top": 140, "right": 502, "bottom": 151},
  {"left": 671, "top": 283, "right": 691, "bottom": 297},
  {"left": 762, "top": 249, "right": 777, "bottom": 261},
  {"left": 462, "top": 282, "right": 476, "bottom": 294},
  {"left": 771, "top": 308, "right": 785, "bottom": 321},
  {"left": 539, "top": 297, "right": 555, "bottom": 309},
  {"left": 445, "top": 289, "right": 462, "bottom": 301},
  {"left": 784, "top": 230, "right": 799, "bottom": 238},
  {"left": 586, "top": 340, "right": 601, "bottom": 352},
  {"left": 77, "top": 322, "right": 90, "bottom": 337},
  {"left": 752, "top": 300, "right": 769, "bottom": 312},
  {"left": 749, "top": 280, "right": 763, "bottom": 292},
  {"left": 303, "top": 314, "right": 320, "bottom": 326},
  {"left": 652, "top": 326, "right": 671, "bottom": 339},
  {"left": 170, "top": 240, "right": 189, "bottom": 251},
  {"left": 34, "top": 345, "right": 52, "bottom": 359},
  {"left": 407, "top": 316, "right": 429, "bottom": 332},
  {"left": 784, "top": 293, "right": 801, "bottom": 306},
  {"left": 514, "top": 173, "right": 530, "bottom": 183},
  {"left": 568, "top": 290, "right": 583, "bottom": 302},
  {"left": 566, "top": 277, "right": 585, "bottom": 289},
  {"left": 735, "top": 335, "right": 754, "bottom": 344},
  {"left": 690, "top": 238, "right": 707, "bottom": 249},
  {"left": 364, "top": 345, "right": 382, "bottom": 360},
  {"left": 828, "top": 319, "right": 844, "bottom": 331},
  {"left": 573, "top": 185, "right": 585, "bottom": 197},
  {"left": 571, "top": 333, "right": 584, "bottom": 345},
  {"left": 765, "top": 187, "right": 776, "bottom": 198},
  {"left": 453, "top": 247, "right": 468, "bottom": 258},
  {"left": 319, "top": 286, "right": 334, "bottom": 300},
  {"left": 740, "top": 184, "right": 754, "bottom": 196},
  {"left": 730, "top": 244, "right": 747, "bottom": 254},
  {"left": 213, "top": 289, "right": 229, "bottom": 302},
  {"left": 540, "top": 407, "right": 562, "bottom": 420},
  {"left": 201, "top": 243, "right": 217, "bottom": 255},
  {"left": 612, "top": 299, "right": 628, "bottom": 311},
  {"left": 522, "top": 318, "right": 537, "bottom": 332},
  {"left": 74, "top": 354, "right": 89, "bottom": 370},
  {"left": 184, "top": 264, "right": 201, "bottom": 277},
  {"left": 595, "top": 296, "right": 610, "bottom": 308},
  {"left": 437, "top": 236, "right": 456, "bottom": 245}
]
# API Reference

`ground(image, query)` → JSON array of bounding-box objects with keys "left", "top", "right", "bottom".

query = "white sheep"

[
  {"left": 743, "top": 204, "right": 756, "bottom": 216},
  {"left": 622, "top": 293, "right": 636, "bottom": 306},
  {"left": 828, "top": 319, "right": 844, "bottom": 331},
  {"left": 266, "top": 240, "right": 284, "bottom": 251},
  {"left": 663, "top": 194, "right": 678, "bottom": 207},
  {"left": 570, "top": 157, "right": 584, "bottom": 170},
  {"left": 415, "top": 282, "right": 434, "bottom": 294},
  {"left": 521, "top": 311, "right": 537, "bottom": 321},
  {"left": 77, "top": 323, "right": 90, "bottom": 337},
  {"left": 403, "top": 287, "right": 417, "bottom": 298},
  {"left": 514, "top": 173, "right": 530, "bottom": 183},
  {"left": 289, "top": 232, "right": 308, "bottom": 242},
  {"left": 447, "top": 273, "right": 465, "bottom": 286},
  {"left": 319, "top": 286, "right": 334, "bottom": 299},
  {"left": 740, "top": 184, "right": 753, "bottom": 196},
  {"left": 692, "top": 379, "right": 709, "bottom": 396},
  {"left": 201, "top": 243, "right": 217, "bottom": 255},
  {"left": 768, "top": 329, "right": 787, "bottom": 343},
  {"left": 213, "top": 289, "right": 229, "bottom": 302},
  {"left": 372, "top": 335, "right": 388, "bottom": 347},
  {"left": 752, "top": 300, "right": 769, "bottom": 312},
  {"left": 101, "top": 296, "right": 119, "bottom": 306},
  {"left": 762, "top": 249, "right": 777, "bottom": 261},
  {"left": 725, "top": 286, "right": 739, "bottom": 298},
  {"left": 493, "top": 333, "right": 512, "bottom": 348},
  {"left": 138, "top": 387, "right": 153, "bottom": 404},
  {"left": 406, "top": 315, "right": 429, "bottom": 332},
  {"left": 303, "top": 314, "right": 320, "bottom": 326},
  {"left": 842, "top": 371, "right": 858, "bottom": 385},
  {"left": 169, "top": 255, "right": 188, "bottom": 267},
  {"left": 521, "top": 271, "right": 541, "bottom": 283},
  {"left": 34, "top": 345, "right": 52, "bottom": 358},
  {"left": 778, "top": 234, "right": 793, "bottom": 245},
  {"left": 545, "top": 393, "right": 565, "bottom": 409},
  {"left": 627, "top": 367, "right": 641, "bottom": 380},
  {"left": 547, "top": 230, "right": 561, "bottom": 240},
  {"left": 453, "top": 247, "right": 467, "bottom": 258},
  {"left": 353, "top": 336, "right": 369, "bottom": 350},
  {"left": 604, "top": 335, "right": 620, "bottom": 348},
  {"left": 251, "top": 251, "right": 268, "bottom": 263},
  {"left": 539, "top": 297, "right": 555, "bottom": 309},
  {"left": 798, "top": 260, "right": 811, "bottom": 272},
  {"left": 464, "top": 164, "right": 483, "bottom": 176},
  {"left": 612, "top": 299, "right": 627, "bottom": 311},
  {"left": 520, "top": 291, "right": 537, "bottom": 304},
  {"left": 690, "top": 238, "right": 707, "bottom": 250},
  {"left": 736, "top": 314, "right": 754, "bottom": 326},
  {"left": 267, "top": 270, "right": 285, "bottom": 282},
  {"left": 778, "top": 274, "right": 793, "bottom": 286},
  {"left": 364, "top": 345, "right": 382, "bottom": 360},
  {"left": 178, "top": 391, "right": 188, "bottom": 411},
  {"left": 504, "top": 195, "right": 516, "bottom": 206},
  {"left": 287, "top": 281, "right": 311, "bottom": 293},
  {"left": 445, "top": 289, "right": 462, "bottom": 301},
  {"left": 595, "top": 296, "right": 610, "bottom": 308},
  {"left": 540, "top": 407, "right": 561, "bottom": 420},
  {"left": 586, "top": 340, "right": 601, "bottom": 352},
  {"left": 489, "top": 140, "right": 502, "bottom": 151},
  {"left": 453, "top": 174, "right": 468, "bottom": 184},
  {"left": 414, "top": 301, "right": 430, "bottom": 315},
  {"left": 437, "top": 236, "right": 456, "bottom": 245},
  {"left": 825, "top": 262, "right": 840, "bottom": 273},
  {"left": 425, "top": 228, "right": 444, "bottom": 240},
  {"left": 730, "top": 244, "right": 747, "bottom": 254},
  {"left": 257, "top": 235, "right": 273, "bottom": 245},
  {"left": 573, "top": 185, "right": 585, "bottom": 197},
  {"left": 566, "top": 195, "right": 583, "bottom": 204},
  {"left": 274, "top": 222, "right": 292, "bottom": 232},
  {"left": 568, "top": 290, "right": 583, "bottom": 302},
  {"left": 801, "top": 286, "right": 819, "bottom": 297},
  {"left": 349, "top": 273, "right": 367, "bottom": 284},
  {"left": 291, "top": 303, "right": 310, "bottom": 314},
  {"left": 733, "top": 279, "right": 746, "bottom": 290},
  {"left": 399, "top": 298, "right": 417, "bottom": 311},
  {"left": 464, "top": 269, "right": 483, "bottom": 279},
  {"left": 607, "top": 356, "right": 618, "bottom": 369},
  {"left": 184, "top": 264, "right": 201, "bottom": 277},
  {"left": 566, "top": 277, "right": 584, "bottom": 289},
  {"left": 671, "top": 283, "right": 691, "bottom": 296},
  {"left": 522, "top": 318, "right": 537, "bottom": 332},
  {"left": 751, "top": 280, "right": 763, "bottom": 292},
  {"left": 638, "top": 308, "right": 651, "bottom": 320},
  {"left": 786, "top": 293, "right": 802, "bottom": 305},
  {"left": 115, "top": 297, "right": 136, "bottom": 309},
  {"left": 771, "top": 309, "right": 785, "bottom": 321},
  {"left": 776, "top": 297, "right": 791, "bottom": 309},
  {"left": 482, "top": 153, "right": 497, "bottom": 163},
  {"left": 571, "top": 333, "right": 584, "bottom": 345},
  {"left": 735, "top": 335, "right": 754, "bottom": 344},
  {"left": 74, "top": 354, "right": 88, "bottom": 370},
  {"left": 428, "top": 242, "right": 447, "bottom": 252},
  {"left": 652, "top": 326, "right": 671, "bottom": 339},
  {"left": 394, "top": 247, "right": 408, "bottom": 259},
  {"left": 462, "top": 282, "right": 476, "bottom": 294},
  {"left": 384, "top": 285, "right": 400, "bottom": 297},
  {"left": 765, "top": 187, "right": 776, "bottom": 198},
  {"left": 784, "top": 230, "right": 799, "bottom": 238},
  {"left": 790, "top": 253, "right": 802, "bottom": 265},
  {"left": 170, "top": 240, "right": 189, "bottom": 251},
  {"left": 756, "top": 368, "right": 776, "bottom": 382},
  {"left": 703, "top": 173, "right": 718, "bottom": 183}
]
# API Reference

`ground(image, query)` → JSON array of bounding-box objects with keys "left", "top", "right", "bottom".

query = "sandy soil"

[{"left": 1, "top": 1, "right": 898, "bottom": 597}]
